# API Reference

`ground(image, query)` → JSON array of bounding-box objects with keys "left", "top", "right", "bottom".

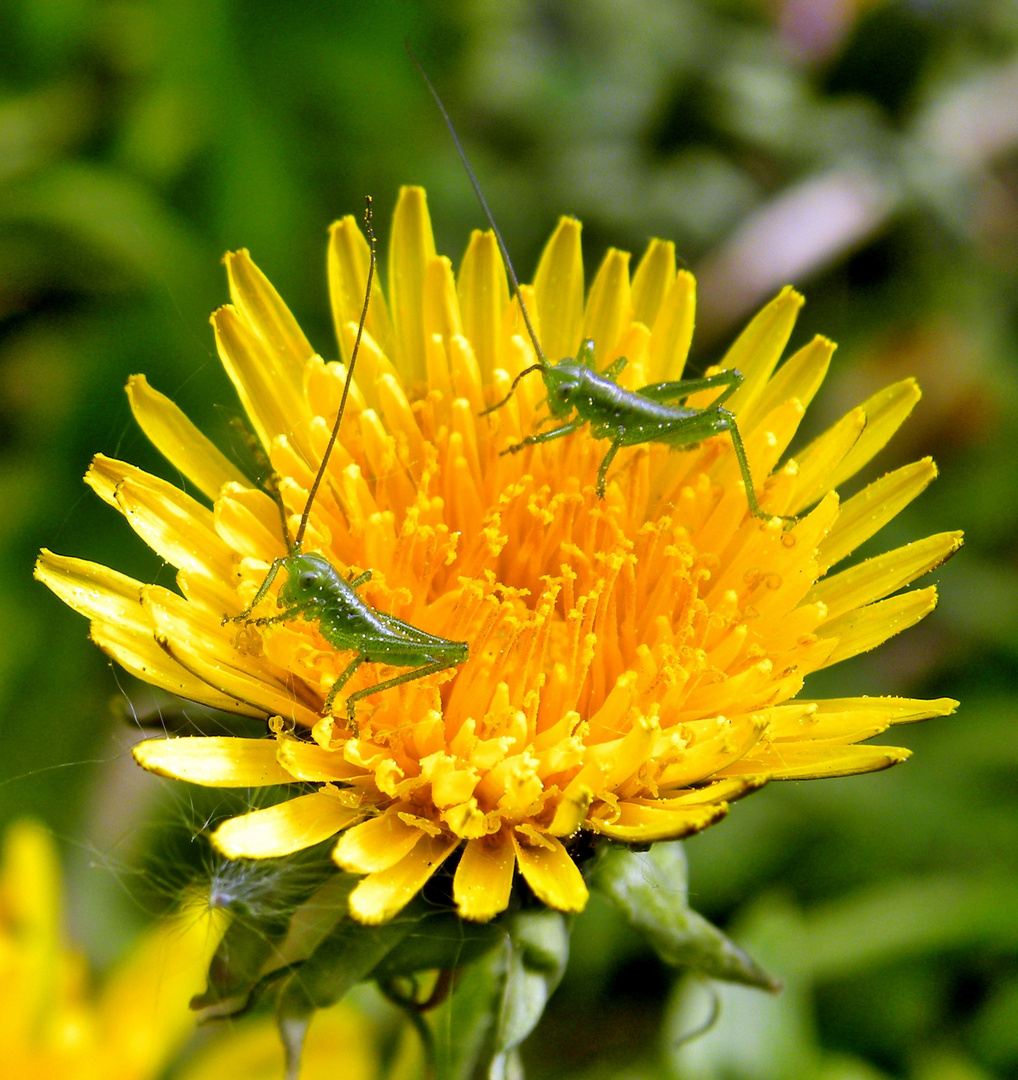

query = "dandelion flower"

[{"left": 36, "top": 187, "right": 959, "bottom": 927}]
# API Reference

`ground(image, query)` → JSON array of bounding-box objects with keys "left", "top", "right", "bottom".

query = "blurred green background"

[{"left": 2, "top": 1, "right": 1016, "bottom": 1077}]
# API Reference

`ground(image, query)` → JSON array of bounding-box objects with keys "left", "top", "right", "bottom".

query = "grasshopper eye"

[
  {"left": 555, "top": 382, "right": 575, "bottom": 403},
  {"left": 299, "top": 570, "right": 319, "bottom": 590}
]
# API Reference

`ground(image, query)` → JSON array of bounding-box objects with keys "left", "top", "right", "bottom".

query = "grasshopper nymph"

[
  {"left": 224, "top": 198, "right": 468, "bottom": 724},
  {"left": 411, "top": 48, "right": 791, "bottom": 522}
]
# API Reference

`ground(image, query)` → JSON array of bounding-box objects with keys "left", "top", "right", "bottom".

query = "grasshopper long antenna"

[
  {"left": 478, "top": 364, "right": 545, "bottom": 415},
  {"left": 293, "top": 196, "right": 376, "bottom": 551},
  {"left": 406, "top": 42, "right": 547, "bottom": 370}
]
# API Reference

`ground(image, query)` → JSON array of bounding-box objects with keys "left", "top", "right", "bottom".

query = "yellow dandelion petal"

[
  {"left": 655, "top": 714, "right": 769, "bottom": 790},
  {"left": 667, "top": 775, "right": 770, "bottom": 804},
  {"left": 276, "top": 738, "right": 364, "bottom": 782},
  {"left": 739, "top": 334, "right": 834, "bottom": 434},
  {"left": 612, "top": 322, "right": 652, "bottom": 391},
  {"left": 830, "top": 378, "right": 923, "bottom": 491},
  {"left": 458, "top": 229, "right": 509, "bottom": 380},
  {"left": 720, "top": 741, "right": 912, "bottom": 780},
  {"left": 723, "top": 285, "right": 804, "bottom": 414},
  {"left": 141, "top": 587, "right": 323, "bottom": 726},
  {"left": 35, "top": 551, "right": 257, "bottom": 713},
  {"left": 581, "top": 248, "right": 632, "bottom": 370},
  {"left": 788, "top": 407, "right": 868, "bottom": 513},
  {"left": 590, "top": 799, "right": 730, "bottom": 843},
  {"left": 333, "top": 811, "right": 426, "bottom": 875},
  {"left": 133, "top": 737, "right": 293, "bottom": 786},
  {"left": 424, "top": 254, "right": 463, "bottom": 345},
  {"left": 348, "top": 834, "right": 460, "bottom": 925},
  {"left": 807, "top": 696, "right": 958, "bottom": 727},
  {"left": 822, "top": 585, "right": 939, "bottom": 664},
  {"left": 43, "top": 190, "right": 957, "bottom": 926},
  {"left": 809, "top": 531, "right": 962, "bottom": 620},
  {"left": 533, "top": 216, "right": 584, "bottom": 361},
  {"left": 212, "top": 303, "right": 314, "bottom": 458},
  {"left": 511, "top": 832, "right": 588, "bottom": 913},
  {"left": 215, "top": 483, "right": 289, "bottom": 567},
  {"left": 127, "top": 374, "right": 245, "bottom": 500},
  {"left": 86, "top": 455, "right": 230, "bottom": 565},
  {"left": 453, "top": 833, "right": 517, "bottom": 923},
  {"left": 213, "top": 792, "right": 363, "bottom": 859},
  {"left": 820, "top": 457, "right": 939, "bottom": 569},
  {"left": 35, "top": 549, "right": 148, "bottom": 631},
  {"left": 346, "top": 333, "right": 394, "bottom": 405},
  {"left": 93, "top": 620, "right": 258, "bottom": 715},
  {"left": 548, "top": 784, "right": 593, "bottom": 837},
  {"left": 767, "top": 696, "right": 957, "bottom": 743},
  {"left": 648, "top": 267, "right": 696, "bottom": 382},
  {"left": 329, "top": 213, "right": 394, "bottom": 362},
  {"left": 225, "top": 248, "right": 314, "bottom": 382},
  {"left": 388, "top": 185, "right": 437, "bottom": 383},
  {"left": 630, "top": 238, "right": 677, "bottom": 330},
  {"left": 376, "top": 372, "right": 426, "bottom": 476}
]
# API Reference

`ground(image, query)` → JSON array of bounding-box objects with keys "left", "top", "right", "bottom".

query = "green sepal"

[
  {"left": 191, "top": 912, "right": 290, "bottom": 1012},
  {"left": 276, "top": 898, "right": 429, "bottom": 1078},
  {"left": 268, "top": 871, "right": 358, "bottom": 968},
  {"left": 191, "top": 848, "right": 342, "bottom": 1013},
  {"left": 278, "top": 897, "right": 427, "bottom": 1011},
  {"left": 432, "top": 907, "right": 571, "bottom": 1080},
  {"left": 589, "top": 841, "right": 778, "bottom": 990},
  {"left": 372, "top": 910, "right": 506, "bottom": 978}
]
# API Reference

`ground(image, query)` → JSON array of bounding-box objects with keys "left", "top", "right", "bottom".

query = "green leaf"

[
  {"left": 666, "top": 893, "right": 820, "bottom": 1080},
  {"left": 432, "top": 907, "right": 571, "bottom": 1080},
  {"left": 590, "top": 841, "right": 777, "bottom": 990}
]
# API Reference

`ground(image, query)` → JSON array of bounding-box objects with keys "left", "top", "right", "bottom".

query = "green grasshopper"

[
  {"left": 485, "top": 345, "right": 773, "bottom": 511},
  {"left": 412, "top": 50, "right": 790, "bottom": 521},
  {"left": 224, "top": 198, "right": 468, "bottom": 724}
]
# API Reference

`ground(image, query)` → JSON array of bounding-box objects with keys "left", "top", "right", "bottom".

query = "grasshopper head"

[
  {"left": 278, "top": 553, "right": 341, "bottom": 607},
  {"left": 543, "top": 360, "right": 585, "bottom": 418}
]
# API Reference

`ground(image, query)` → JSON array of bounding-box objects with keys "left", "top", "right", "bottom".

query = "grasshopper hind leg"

[
  {"left": 341, "top": 657, "right": 462, "bottom": 729},
  {"left": 718, "top": 409, "right": 795, "bottom": 527}
]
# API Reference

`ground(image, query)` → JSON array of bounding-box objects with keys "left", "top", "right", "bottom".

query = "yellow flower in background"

[
  {"left": 0, "top": 818, "right": 213, "bottom": 1079},
  {"left": 0, "top": 820, "right": 378, "bottom": 1080},
  {"left": 36, "top": 186, "right": 958, "bottom": 927},
  {"left": 176, "top": 1004, "right": 378, "bottom": 1080}
]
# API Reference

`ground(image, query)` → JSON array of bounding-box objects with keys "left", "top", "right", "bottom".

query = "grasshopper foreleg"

[
  {"left": 500, "top": 417, "right": 585, "bottom": 457},
  {"left": 222, "top": 557, "right": 287, "bottom": 625},
  {"left": 249, "top": 602, "right": 316, "bottom": 628},
  {"left": 600, "top": 355, "right": 627, "bottom": 381}
]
